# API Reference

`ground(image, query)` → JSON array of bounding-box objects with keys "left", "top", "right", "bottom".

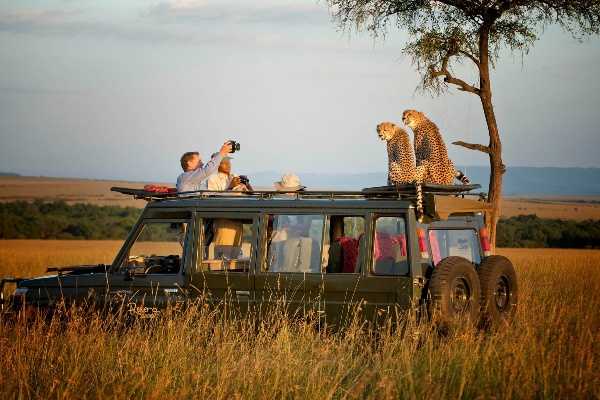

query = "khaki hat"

[{"left": 274, "top": 173, "right": 306, "bottom": 191}]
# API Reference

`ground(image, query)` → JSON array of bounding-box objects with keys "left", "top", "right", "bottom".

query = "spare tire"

[
  {"left": 427, "top": 256, "right": 481, "bottom": 325},
  {"left": 478, "top": 255, "right": 518, "bottom": 328}
]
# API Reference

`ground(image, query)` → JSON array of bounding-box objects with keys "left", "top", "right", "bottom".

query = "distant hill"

[
  {"left": 0, "top": 172, "right": 20, "bottom": 177},
  {"left": 251, "top": 167, "right": 600, "bottom": 196}
]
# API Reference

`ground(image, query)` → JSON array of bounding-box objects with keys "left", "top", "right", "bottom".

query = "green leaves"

[
  {"left": 328, "top": 0, "right": 600, "bottom": 93},
  {"left": 0, "top": 201, "right": 141, "bottom": 240}
]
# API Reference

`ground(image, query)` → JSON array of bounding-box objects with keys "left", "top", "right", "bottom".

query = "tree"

[{"left": 328, "top": 0, "right": 600, "bottom": 247}]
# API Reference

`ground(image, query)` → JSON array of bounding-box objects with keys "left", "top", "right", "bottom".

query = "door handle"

[{"left": 236, "top": 290, "right": 250, "bottom": 297}]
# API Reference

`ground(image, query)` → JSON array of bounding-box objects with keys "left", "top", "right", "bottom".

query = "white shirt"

[
  {"left": 207, "top": 172, "right": 232, "bottom": 191},
  {"left": 176, "top": 154, "right": 223, "bottom": 192}
]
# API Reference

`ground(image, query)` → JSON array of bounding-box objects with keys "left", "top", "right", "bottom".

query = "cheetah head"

[
  {"left": 402, "top": 109, "right": 426, "bottom": 129},
  {"left": 376, "top": 122, "right": 400, "bottom": 142}
]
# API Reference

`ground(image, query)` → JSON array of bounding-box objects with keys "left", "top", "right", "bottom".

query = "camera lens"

[{"left": 229, "top": 140, "right": 240, "bottom": 153}]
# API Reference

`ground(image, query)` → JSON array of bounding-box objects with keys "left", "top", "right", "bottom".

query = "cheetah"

[
  {"left": 402, "top": 110, "right": 470, "bottom": 221},
  {"left": 376, "top": 122, "right": 416, "bottom": 186},
  {"left": 402, "top": 110, "right": 470, "bottom": 185}
]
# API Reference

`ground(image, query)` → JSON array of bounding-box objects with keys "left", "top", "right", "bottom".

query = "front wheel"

[
  {"left": 478, "top": 255, "right": 518, "bottom": 328},
  {"left": 427, "top": 256, "right": 481, "bottom": 325}
]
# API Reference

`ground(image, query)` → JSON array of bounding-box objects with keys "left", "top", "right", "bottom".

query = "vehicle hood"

[{"left": 18, "top": 264, "right": 109, "bottom": 288}]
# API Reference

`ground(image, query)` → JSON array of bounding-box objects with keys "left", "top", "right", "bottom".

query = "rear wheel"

[
  {"left": 478, "top": 255, "right": 518, "bottom": 328},
  {"left": 427, "top": 256, "right": 481, "bottom": 325}
]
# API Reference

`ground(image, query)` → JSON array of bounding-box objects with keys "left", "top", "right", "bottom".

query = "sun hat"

[{"left": 274, "top": 173, "right": 306, "bottom": 192}]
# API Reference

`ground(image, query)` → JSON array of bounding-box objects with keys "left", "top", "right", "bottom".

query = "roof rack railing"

[{"left": 111, "top": 183, "right": 483, "bottom": 202}]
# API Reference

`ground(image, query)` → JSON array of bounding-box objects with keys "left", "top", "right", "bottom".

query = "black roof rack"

[{"left": 110, "top": 183, "right": 482, "bottom": 202}]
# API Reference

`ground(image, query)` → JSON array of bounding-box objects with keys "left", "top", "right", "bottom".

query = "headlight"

[{"left": 13, "top": 287, "right": 28, "bottom": 296}]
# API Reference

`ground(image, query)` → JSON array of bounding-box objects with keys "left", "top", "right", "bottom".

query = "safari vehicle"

[{"left": 1, "top": 185, "right": 518, "bottom": 327}]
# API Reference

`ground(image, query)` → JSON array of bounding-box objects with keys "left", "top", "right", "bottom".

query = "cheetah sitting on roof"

[
  {"left": 402, "top": 110, "right": 470, "bottom": 185},
  {"left": 376, "top": 122, "right": 416, "bottom": 186}
]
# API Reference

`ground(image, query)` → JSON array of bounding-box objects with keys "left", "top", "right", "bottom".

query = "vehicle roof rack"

[{"left": 111, "top": 183, "right": 482, "bottom": 202}]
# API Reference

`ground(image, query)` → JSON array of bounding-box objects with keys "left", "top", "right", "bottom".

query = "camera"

[
  {"left": 228, "top": 140, "right": 241, "bottom": 153},
  {"left": 239, "top": 175, "right": 250, "bottom": 185}
]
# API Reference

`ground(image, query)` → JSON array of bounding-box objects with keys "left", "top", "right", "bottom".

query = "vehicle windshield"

[{"left": 120, "top": 220, "right": 189, "bottom": 274}]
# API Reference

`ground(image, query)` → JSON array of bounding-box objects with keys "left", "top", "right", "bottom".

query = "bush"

[
  {"left": 1, "top": 202, "right": 599, "bottom": 248},
  {"left": 0, "top": 201, "right": 141, "bottom": 240},
  {"left": 497, "top": 215, "right": 600, "bottom": 248}
]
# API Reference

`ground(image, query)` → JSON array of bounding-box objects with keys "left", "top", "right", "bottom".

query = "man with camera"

[
  {"left": 176, "top": 141, "right": 234, "bottom": 193},
  {"left": 207, "top": 153, "right": 253, "bottom": 192}
]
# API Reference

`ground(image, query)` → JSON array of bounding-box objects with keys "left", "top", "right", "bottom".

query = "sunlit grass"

[{"left": 0, "top": 242, "right": 599, "bottom": 398}]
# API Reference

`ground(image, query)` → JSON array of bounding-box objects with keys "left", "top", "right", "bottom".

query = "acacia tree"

[{"left": 328, "top": 0, "right": 600, "bottom": 246}]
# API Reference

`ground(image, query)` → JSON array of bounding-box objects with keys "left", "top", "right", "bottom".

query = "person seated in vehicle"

[
  {"left": 207, "top": 153, "right": 253, "bottom": 192},
  {"left": 205, "top": 154, "right": 252, "bottom": 263},
  {"left": 176, "top": 141, "right": 233, "bottom": 192},
  {"left": 269, "top": 215, "right": 320, "bottom": 273},
  {"left": 273, "top": 173, "right": 306, "bottom": 193},
  {"left": 326, "top": 216, "right": 363, "bottom": 274},
  {"left": 373, "top": 232, "right": 408, "bottom": 275}
]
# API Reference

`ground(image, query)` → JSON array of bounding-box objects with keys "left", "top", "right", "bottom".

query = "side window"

[
  {"left": 325, "top": 216, "right": 365, "bottom": 273},
  {"left": 265, "top": 214, "right": 325, "bottom": 273},
  {"left": 428, "top": 229, "right": 481, "bottom": 265},
  {"left": 372, "top": 216, "right": 409, "bottom": 276},
  {"left": 200, "top": 218, "right": 254, "bottom": 272},
  {"left": 121, "top": 221, "right": 188, "bottom": 274}
]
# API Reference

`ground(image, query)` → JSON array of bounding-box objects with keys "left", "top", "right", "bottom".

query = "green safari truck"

[{"left": 2, "top": 185, "right": 518, "bottom": 327}]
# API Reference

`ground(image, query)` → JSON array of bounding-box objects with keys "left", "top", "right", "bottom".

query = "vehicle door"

[
  {"left": 189, "top": 212, "right": 258, "bottom": 314},
  {"left": 356, "top": 213, "right": 414, "bottom": 322},
  {"left": 106, "top": 211, "right": 194, "bottom": 313},
  {"left": 255, "top": 212, "right": 327, "bottom": 318},
  {"left": 317, "top": 213, "right": 366, "bottom": 326}
]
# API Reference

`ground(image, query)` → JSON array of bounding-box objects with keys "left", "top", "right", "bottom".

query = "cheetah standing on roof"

[
  {"left": 402, "top": 109, "right": 469, "bottom": 221},
  {"left": 376, "top": 122, "right": 416, "bottom": 185},
  {"left": 402, "top": 110, "right": 470, "bottom": 185}
]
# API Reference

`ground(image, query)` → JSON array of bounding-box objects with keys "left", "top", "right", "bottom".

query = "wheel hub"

[
  {"left": 494, "top": 276, "right": 510, "bottom": 311},
  {"left": 450, "top": 276, "right": 472, "bottom": 314}
]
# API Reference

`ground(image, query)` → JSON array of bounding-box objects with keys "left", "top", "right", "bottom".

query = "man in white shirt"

[
  {"left": 205, "top": 153, "right": 251, "bottom": 256},
  {"left": 206, "top": 154, "right": 238, "bottom": 191},
  {"left": 176, "top": 141, "right": 232, "bottom": 193},
  {"left": 207, "top": 153, "right": 252, "bottom": 192}
]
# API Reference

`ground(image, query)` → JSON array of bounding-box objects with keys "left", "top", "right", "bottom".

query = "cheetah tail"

[{"left": 415, "top": 182, "right": 424, "bottom": 223}]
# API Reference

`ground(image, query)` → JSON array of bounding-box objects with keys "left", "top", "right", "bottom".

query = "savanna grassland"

[
  {"left": 0, "top": 242, "right": 599, "bottom": 399},
  {"left": 2, "top": 175, "right": 600, "bottom": 220}
]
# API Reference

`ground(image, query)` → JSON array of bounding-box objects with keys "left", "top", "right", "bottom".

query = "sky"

[{"left": 0, "top": 0, "right": 599, "bottom": 183}]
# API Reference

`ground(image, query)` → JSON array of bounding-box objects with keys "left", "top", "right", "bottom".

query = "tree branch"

[
  {"left": 458, "top": 50, "right": 480, "bottom": 66},
  {"left": 430, "top": 47, "right": 482, "bottom": 95},
  {"left": 432, "top": 68, "right": 482, "bottom": 94},
  {"left": 452, "top": 140, "right": 491, "bottom": 153}
]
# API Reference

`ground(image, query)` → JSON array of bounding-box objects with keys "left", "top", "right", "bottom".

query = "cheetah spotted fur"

[{"left": 376, "top": 122, "right": 416, "bottom": 185}]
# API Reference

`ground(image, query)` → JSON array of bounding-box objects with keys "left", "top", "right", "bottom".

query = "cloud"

[
  {"left": 0, "top": 3, "right": 380, "bottom": 53},
  {"left": 146, "top": 0, "right": 330, "bottom": 25},
  {"left": 0, "top": 8, "right": 240, "bottom": 45}
]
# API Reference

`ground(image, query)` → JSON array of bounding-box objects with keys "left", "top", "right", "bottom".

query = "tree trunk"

[{"left": 478, "top": 26, "right": 505, "bottom": 251}]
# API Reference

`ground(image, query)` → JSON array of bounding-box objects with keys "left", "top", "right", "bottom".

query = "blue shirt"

[{"left": 176, "top": 154, "right": 223, "bottom": 192}]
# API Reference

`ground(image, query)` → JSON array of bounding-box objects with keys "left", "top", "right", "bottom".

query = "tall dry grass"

[
  {"left": 0, "top": 240, "right": 122, "bottom": 278},
  {"left": 0, "top": 243, "right": 599, "bottom": 399}
]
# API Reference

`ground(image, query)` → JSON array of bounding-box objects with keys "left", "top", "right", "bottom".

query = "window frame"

[
  {"left": 195, "top": 212, "right": 260, "bottom": 274},
  {"left": 369, "top": 213, "right": 411, "bottom": 277},
  {"left": 322, "top": 214, "right": 367, "bottom": 275},
  {"left": 260, "top": 212, "right": 328, "bottom": 274},
  {"left": 115, "top": 217, "right": 193, "bottom": 276},
  {"left": 427, "top": 227, "right": 483, "bottom": 266}
]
